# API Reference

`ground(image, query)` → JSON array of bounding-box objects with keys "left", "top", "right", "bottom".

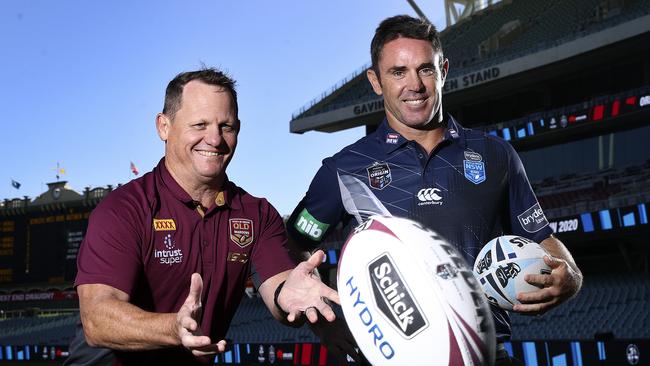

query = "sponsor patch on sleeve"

[
  {"left": 294, "top": 208, "right": 329, "bottom": 241},
  {"left": 517, "top": 202, "right": 549, "bottom": 233}
]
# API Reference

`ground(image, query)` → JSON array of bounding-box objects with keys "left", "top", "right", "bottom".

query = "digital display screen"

[
  {"left": 548, "top": 203, "right": 649, "bottom": 234},
  {"left": 0, "top": 208, "right": 91, "bottom": 284}
]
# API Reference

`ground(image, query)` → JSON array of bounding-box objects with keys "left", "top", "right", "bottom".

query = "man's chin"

[{"left": 193, "top": 165, "right": 227, "bottom": 181}]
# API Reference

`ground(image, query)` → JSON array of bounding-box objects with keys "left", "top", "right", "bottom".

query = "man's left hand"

[
  {"left": 277, "top": 250, "right": 340, "bottom": 323},
  {"left": 513, "top": 255, "right": 581, "bottom": 315}
]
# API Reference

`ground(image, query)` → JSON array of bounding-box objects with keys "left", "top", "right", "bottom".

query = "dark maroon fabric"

[{"left": 75, "top": 159, "right": 296, "bottom": 365}]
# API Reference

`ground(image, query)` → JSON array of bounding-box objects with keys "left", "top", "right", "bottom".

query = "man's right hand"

[{"left": 176, "top": 273, "right": 227, "bottom": 356}]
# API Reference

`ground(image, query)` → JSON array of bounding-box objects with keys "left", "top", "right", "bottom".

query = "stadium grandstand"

[{"left": 1, "top": 0, "right": 649, "bottom": 364}]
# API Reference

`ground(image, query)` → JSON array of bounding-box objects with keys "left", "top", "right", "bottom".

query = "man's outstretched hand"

[
  {"left": 176, "top": 273, "right": 227, "bottom": 356},
  {"left": 277, "top": 250, "right": 340, "bottom": 323}
]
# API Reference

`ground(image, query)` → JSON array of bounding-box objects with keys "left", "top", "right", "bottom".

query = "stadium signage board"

[{"left": 443, "top": 66, "right": 501, "bottom": 93}]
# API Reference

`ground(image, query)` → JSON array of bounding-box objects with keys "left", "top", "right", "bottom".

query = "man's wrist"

[{"left": 273, "top": 280, "right": 289, "bottom": 318}]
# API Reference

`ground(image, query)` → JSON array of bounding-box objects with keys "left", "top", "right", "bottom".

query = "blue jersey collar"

[{"left": 377, "top": 114, "right": 467, "bottom": 153}]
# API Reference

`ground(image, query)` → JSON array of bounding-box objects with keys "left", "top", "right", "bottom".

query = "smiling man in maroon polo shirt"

[{"left": 68, "top": 68, "right": 339, "bottom": 365}]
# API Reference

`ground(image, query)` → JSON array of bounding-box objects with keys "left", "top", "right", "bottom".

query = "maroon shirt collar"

[{"left": 155, "top": 158, "right": 241, "bottom": 211}]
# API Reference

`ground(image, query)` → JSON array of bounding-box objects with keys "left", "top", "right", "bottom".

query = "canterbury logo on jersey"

[
  {"left": 417, "top": 188, "right": 443, "bottom": 206},
  {"left": 153, "top": 219, "right": 176, "bottom": 231}
]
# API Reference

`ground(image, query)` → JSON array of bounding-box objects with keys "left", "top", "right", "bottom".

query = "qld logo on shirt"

[
  {"left": 367, "top": 162, "right": 392, "bottom": 190},
  {"left": 230, "top": 218, "right": 254, "bottom": 248}
]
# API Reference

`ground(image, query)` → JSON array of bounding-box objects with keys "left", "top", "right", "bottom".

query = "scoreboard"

[{"left": 0, "top": 208, "right": 91, "bottom": 285}]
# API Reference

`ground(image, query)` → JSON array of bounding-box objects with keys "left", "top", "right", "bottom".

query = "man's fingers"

[
  {"left": 181, "top": 333, "right": 212, "bottom": 349},
  {"left": 287, "top": 310, "right": 299, "bottom": 323},
  {"left": 180, "top": 316, "right": 198, "bottom": 332},
  {"left": 187, "top": 273, "right": 203, "bottom": 305},
  {"left": 304, "top": 250, "right": 325, "bottom": 272},
  {"left": 305, "top": 307, "right": 319, "bottom": 323},
  {"left": 513, "top": 301, "right": 551, "bottom": 314},
  {"left": 190, "top": 339, "right": 228, "bottom": 356},
  {"left": 544, "top": 255, "right": 562, "bottom": 268},
  {"left": 518, "top": 288, "right": 547, "bottom": 303},
  {"left": 320, "top": 286, "right": 340, "bottom": 305},
  {"left": 525, "top": 273, "right": 553, "bottom": 288}
]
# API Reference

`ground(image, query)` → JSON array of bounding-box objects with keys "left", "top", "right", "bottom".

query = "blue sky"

[{"left": 0, "top": 0, "right": 446, "bottom": 215}]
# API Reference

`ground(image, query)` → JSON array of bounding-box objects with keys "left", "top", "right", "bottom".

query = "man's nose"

[
  {"left": 406, "top": 71, "right": 425, "bottom": 92},
  {"left": 204, "top": 125, "right": 223, "bottom": 146}
]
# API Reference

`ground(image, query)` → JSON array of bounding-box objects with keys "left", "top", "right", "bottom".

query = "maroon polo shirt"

[{"left": 75, "top": 159, "right": 296, "bottom": 365}]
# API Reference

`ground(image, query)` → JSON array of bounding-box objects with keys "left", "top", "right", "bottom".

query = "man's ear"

[
  {"left": 156, "top": 113, "right": 171, "bottom": 142},
  {"left": 440, "top": 58, "right": 449, "bottom": 85},
  {"left": 367, "top": 68, "right": 383, "bottom": 96}
]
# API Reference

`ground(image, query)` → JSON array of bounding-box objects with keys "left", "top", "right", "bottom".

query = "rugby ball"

[
  {"left": 473, "top": 235, "right": 551, "bottom": 311},
  {"left": 337, "top": 215, "right": 495, "bottom": 366}
]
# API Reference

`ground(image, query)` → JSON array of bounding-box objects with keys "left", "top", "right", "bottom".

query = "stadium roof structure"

[{"left": 289, "top": 0, "right": 650, "bottom": 134}]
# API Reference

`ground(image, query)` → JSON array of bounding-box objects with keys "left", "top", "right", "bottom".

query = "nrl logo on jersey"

[
  {"left": 385, "top": 133, "right": 399, "bottom": 144},
  {"left": 230, "top": 218, "right": 254, "bottom": 248},
  {"left": 367, "top": 162, "right": 392, "bottom": 190}
]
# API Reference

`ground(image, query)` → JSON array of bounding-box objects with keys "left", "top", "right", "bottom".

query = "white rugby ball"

[
  {"left": 473, "top": 235, "right": 551, "bottom": 311},
  {"left": 337, "top": 215, "right": 495, "bottom": 366}
]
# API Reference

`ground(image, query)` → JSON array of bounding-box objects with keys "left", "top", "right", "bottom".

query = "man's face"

[
  {"left": 367, "top": 37, "right": 448, "bottom": 131},
  {"left": 157, "top": 80, "right": 239, "bottom": 188}
]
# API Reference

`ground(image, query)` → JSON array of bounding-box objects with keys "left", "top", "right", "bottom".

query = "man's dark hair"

[
  {"left": 163, "top": 67, "right": 238, "bottom": 119},
  {"left": 370, "top": 15, "right": 444, "bottom": 74}
]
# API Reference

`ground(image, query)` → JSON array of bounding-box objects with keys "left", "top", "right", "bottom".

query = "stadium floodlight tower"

[{"left": 442, "top": 0, "right": 499, "bottom": 27}]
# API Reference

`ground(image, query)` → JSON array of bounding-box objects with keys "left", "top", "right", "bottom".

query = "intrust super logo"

[
  {"left": 153, "top": 219, "right": 176, "bottom": 231},
  {"left": 154, "top": 234, "right": 183, "bottom": 265},
  {"left": 369, "top": 253, "right": 428, "bottom": 338}
]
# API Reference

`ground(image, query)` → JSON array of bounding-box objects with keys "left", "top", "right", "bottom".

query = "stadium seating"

[
  {"left": 293, "top": 0, "right": 650, "bottom": 119},
  {"left": 224, "top": 273, "right": 650, "bottom": 343},
  {"left": 510, "top": 273, "right": 650, "bottom": 340},
  {"left": 0, "top": 313, "right": 78, "bottom": 346},
  {"left": 225, "top": 297, "right": 318, "bottom": 343},
  {"left": 534, "top": 160, "right": 650, "bottom": 218}
]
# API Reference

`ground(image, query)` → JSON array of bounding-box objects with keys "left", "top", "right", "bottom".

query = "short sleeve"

[
  {"left": 287, "top": 157, "right": 346, "bottom": 249},
  {"left": 249, "top": 201, "right": 297, "bottom": 288},
  {"left": 505, "top": 143, "right": 553, "bottom": 243},
  {"left": 75, "top": 196, "right": 143, "bottom": 296}
]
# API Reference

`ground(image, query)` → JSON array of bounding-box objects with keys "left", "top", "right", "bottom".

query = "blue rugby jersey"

[{"left": 287, "top": 115, "right": 553, "bottom": 340}]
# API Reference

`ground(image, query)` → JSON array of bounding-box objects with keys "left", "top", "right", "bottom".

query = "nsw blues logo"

[
  {"left": 463, "top": 151, "right": 486, "bottom": 184},
  {"left": 367, "top": 162, "right": 392, "bottom": 190}
]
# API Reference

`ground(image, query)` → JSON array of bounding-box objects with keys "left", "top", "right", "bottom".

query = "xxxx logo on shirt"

[
  {"left": 230, "top": 218, "right": 254, "bottom": 248},
  {"left": 153, "top": 218, "right": 176, "bottom": 231}
]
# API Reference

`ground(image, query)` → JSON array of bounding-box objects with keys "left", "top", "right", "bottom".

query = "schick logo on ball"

[{"left": 369, "top": 253, "right": 428, "bottom": 338}]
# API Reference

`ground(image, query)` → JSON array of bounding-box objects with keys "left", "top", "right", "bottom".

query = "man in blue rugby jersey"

[{"left": 288, "top": 15, "right": 583, "bottom": 365}]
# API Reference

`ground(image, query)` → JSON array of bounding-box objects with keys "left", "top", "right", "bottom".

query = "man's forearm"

[{"left": 81, "top": 297, "right": 179, "bottom": 350}]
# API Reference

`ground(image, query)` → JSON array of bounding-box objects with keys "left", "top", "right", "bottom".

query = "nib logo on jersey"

[
  {"left": 294, "top": 208, "right": 329, "bottom": 241},
  {"left": 369, "top": 253, "right": 428, "bottom": 339},
  {"left": 416, "top": 188, "right": 443, "bottom": 206},
  {"left": 517, "top": 202, "right": 549, "bottom": 233}
]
